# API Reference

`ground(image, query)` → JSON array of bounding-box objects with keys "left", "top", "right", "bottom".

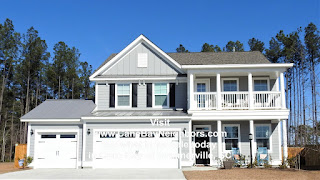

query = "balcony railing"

[{"left": 193, "top": 91, "right": 282, "bottom": 110}]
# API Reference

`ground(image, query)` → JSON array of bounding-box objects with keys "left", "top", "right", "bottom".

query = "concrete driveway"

[{"left": 0, "top": 169, "right": 186, "bottom": 179}]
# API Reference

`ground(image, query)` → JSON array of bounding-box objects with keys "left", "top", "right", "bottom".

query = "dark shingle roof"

[
  {"left": 21, "top": 99, "right": 96, "bottom": 119},
  {"left": 94, "top": 51, "right": 270, "bottom": 73},
  {"left": 167, "top": 51, "right": 271, "bottom": 65}
]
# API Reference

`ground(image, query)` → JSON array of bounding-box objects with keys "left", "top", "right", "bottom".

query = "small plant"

[
  {"left": 25, "top": 156, "right": 33, "bottom": 166},
  {"left": 247, "top": 157, "right": 258, "bottom": 168},
  {"left": 279, "top": 159, "right": 288, "bottom": 169}
]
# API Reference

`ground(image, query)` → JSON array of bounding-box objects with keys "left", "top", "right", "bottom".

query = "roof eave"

[{"left": 181, "top": 63, "right": 294, "bottom": 69}]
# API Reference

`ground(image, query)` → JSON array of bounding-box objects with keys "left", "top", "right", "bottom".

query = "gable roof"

[
  {"left": 90, "top": 35, "right": 184, "bottom": 80},
  {"left": 21, "top": 99, "right": 96, "bottom": 120}
]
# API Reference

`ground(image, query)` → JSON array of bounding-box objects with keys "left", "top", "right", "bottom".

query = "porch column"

[
  {"left": 248, "top": 72, "right": 253, "bottom": 109},
  {"left": 280, "top": 72, "right": 286, "bottom": 109},
  {"left": 282, "top": 119, "right": 288, "bottom": 164},
  {"left": 249, "top": 120, "right": 255, "bottom": 159},
  {"left": 188, "top": 73, "right": 195, "bottom": 110},
  {"left": 275, "top": 72, "right": 280, "bottom": 91},
  {"left": 217, "top": 120, "right": 223, "bottom": 162},
  {"left": 82, "top": 122, "right": 86, "bottom": 168},
  {"left": 216, "top": 73, "right": 221, "bottom": 110}
]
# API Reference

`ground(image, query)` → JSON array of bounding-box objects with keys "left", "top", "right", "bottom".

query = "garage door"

[
  {"left": 35, "top": 133, "right": 77, "bottom": 168},
  {"left": 93, "top": 130, "right": 179, "bottom": 168}
]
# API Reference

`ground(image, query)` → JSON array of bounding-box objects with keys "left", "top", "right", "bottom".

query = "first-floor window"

[
  {"left": 255, "top": 125, "right": 270, "bottom": 149},
  {"left": 224, "top": 125, "right": 239, "bottom": 150},
  {"left": 154, "top": 83, "right": 168, "bottom": 107},
  {"left": 117, "top": 84, "right": 130, "bottom": 106}
]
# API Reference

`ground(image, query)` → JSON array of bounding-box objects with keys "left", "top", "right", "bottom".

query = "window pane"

[
  {"left": 117, "top": 84, "right": 130, "bottom": 95},
  {"left": 197, "top": 83, "right": 206, "bottom": 92},
  {"left": 155, "top": 95, "right": 167, "bottom": 106},
  {"left": 60, "top": 135, "right": 75, "bottom": 138},
  {"left": 256, "top": 126, "right": 269, "bottom": 138},
  {"left": 223, "top": 80, "right": 237, "bottom": 91},
  {"left": 225, "top": 139, "right": 238, "bottom": 150},
  {"left": 118, "top": 95, "right": 129, "bottom": 106},
  {"left": 254, "top": 80, "right": 268, "bottom": 91},
  {"left": 41, "top": 135, "right": 56, "bottom": 138},
  {"left": 225, "top": 126, "right": 238, "bottom": 138},
  {"left": 155, "top": 83, "right": 167, "bottom": 94},
  {"left": 257, "top": 139, "right": 270, "bottom": 149}
]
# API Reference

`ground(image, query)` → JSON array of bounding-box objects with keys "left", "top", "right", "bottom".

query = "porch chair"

[{"left": 257, "top": 147, "right": 268, "bottom": 166}]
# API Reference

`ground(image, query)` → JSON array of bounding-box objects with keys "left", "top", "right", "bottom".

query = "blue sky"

[{"left": 0, "top": 0, "right": 319, "bottom": 69}]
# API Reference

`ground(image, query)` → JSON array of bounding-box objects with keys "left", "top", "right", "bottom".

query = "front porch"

[{"left": 190, "top": 119, "right": 288, "bottom": 167}]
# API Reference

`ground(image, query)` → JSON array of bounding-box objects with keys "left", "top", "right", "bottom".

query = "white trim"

[
  {"left": 82, "top": 122, "right": 86, "bottom": 168},
  {"left": 81, "top": 116, "right": 190, "bottom": 120},
  {"left": 222, "top": 124, "right": 241, "bottom": 153},
  {"left": 193, "top": 125, "right": 212, "bottom": 166},
  {"left": 95, "top": 83, "right": 99, "bottom": 108},
  {"left": 277, "top": 120, "right": 282, "bottom": 162},
  {"left": 182, "top": 63, "right": 294, "bottom": 69},
  {"left": 90, "top": 35, "right": 184, "bottom": 80},
  {"left": 21, "top": 119, "right": 80, "bottom": 122},
  {"left": 115, "top": 83, "right": 132, "bottom": 108},
  {"left": 253, "top": 77, "right": 270, "bottom": 91},
  {"left": 188, "top": 120, "right": 192, "bottom": 166},
  {"left": 221, "top": 78, "right": 239, "bottom": 92},
  {"left": 194, "top": 78, "right": 210, "bottom": 92},
  {"left": 254, "top": 124, "right": 272, "bottom": 153},
  {"left": 27, "top": 123, "right": 31, "bottom": 157},
  {"left": 93, "top": 77, "right": 187, "bottom": 81},
  {"left": 152, "top": 83, "right": 170, "bottom": 108}
]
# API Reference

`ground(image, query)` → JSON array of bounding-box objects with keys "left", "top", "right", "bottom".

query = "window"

[
  {"left": 255, "top": 125, "right": 270, "bottom": 149},
  {"left": 254, "top": 79, "right": 269, "bottom": 91},
  {"left": 222, "top": 79, "right": 238, "bottom": 91},
  {"left": 154, "top": 83, "right": 168, "bottom": 107},
  {"left": 197, "top": 83, "right": 206, "bottom": 92},
  {"left": 60, "top": 135, "right": 76, "bottom": 138},
  {"left": 117, "top": 84, "right": 130, "bottom": 106},
  {"left": 224, "top": 125, "right": 239, "bottom": 150},
  {"left": 41, "top": 135, "right": 56, "bottom": 138},
  {"left": 137, "top": 53, "right": 148, "bottom": 67}
]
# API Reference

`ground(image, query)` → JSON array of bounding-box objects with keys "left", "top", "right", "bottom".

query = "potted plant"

[{"left": 223, "top": 153, "right": 234, "bottom": 169}]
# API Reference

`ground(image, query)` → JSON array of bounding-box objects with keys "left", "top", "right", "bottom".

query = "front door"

[{"left": 194, "top": 125, "right": 210, "bottom": 165}]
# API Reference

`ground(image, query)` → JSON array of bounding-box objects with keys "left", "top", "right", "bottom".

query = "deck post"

[
  {"left": 248, "top": 72, "right": 253, "bottom": 109},
  {"left": 282, "top": 119, "right": 288, "bottom": 165},
  {"left": 217, "top": 120, "right": 222, "bottom": 166},
  {"left": 188, "top": 73, "right": 195, "bottom": 110},
  {"left": 280, "top": 72, "right": 286, "bottom": 109},
  {"left": 249, "top": 120, "right": 255, "bottom": 160},
  {"left": 216, "top": 73, "right": 221, "bottom": 110}
]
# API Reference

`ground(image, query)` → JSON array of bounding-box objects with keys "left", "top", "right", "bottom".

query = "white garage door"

[
  {"left": 93, "top": 130, "right": 180, "bottom": 168},
  {"left": 35, "top": 133, "right": 77, "bottom": 168}
]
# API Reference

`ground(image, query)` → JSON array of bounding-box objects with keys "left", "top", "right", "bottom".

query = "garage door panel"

[{"left": 93, "top": 130, "right": 180, "bottom": 168}]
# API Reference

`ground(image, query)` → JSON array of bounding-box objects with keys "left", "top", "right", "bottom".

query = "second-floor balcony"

[
  {"left": 193, "top": 91, "right": 281, "bottom": 110},
  {"left": 187, "top": 69, "right": 287, "bottom": 111}
]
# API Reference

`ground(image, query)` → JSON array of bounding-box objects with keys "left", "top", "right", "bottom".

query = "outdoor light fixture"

[
  {"left": 87, "top": 128, "right": 91, "bottom": 135},
  {"left": 183, "top": 128, "right": 187, "bottom": 135},
  {"left": 249, "top": 133, "right": 253, "bottom": 168},
  {"left": 30, "top": 129, "right": 34, "bottom": 136}
]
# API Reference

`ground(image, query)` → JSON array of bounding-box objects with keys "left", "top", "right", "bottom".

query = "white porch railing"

[
  {"left": 253, "top": 91, "right": 281, "bottom": 109},
  {"left": 193, "top": 91, "right": 282, "bottom": 110},
  {"left": 221, "top": 92, "right": 249, "bottom": 109},
  {"left": 194, "top": 92, "right": 217, "bottom": 109}
]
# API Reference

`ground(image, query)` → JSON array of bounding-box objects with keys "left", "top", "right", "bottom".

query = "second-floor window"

[
  {"left": 154, "top": 83, "right": 168, "bottom": 107},
  {"left": 222, "top": 79, "right": 238, "bottom": 91},
  {"left": 254, "top": 79, "right": 269, "bottom": 91},
  {"left": 117, "top": 84, "right": 131, "bottom": 107}
]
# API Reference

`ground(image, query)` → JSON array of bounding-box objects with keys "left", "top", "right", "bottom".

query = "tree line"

[
  {"left": 0, "top": 18, "right": 94, "bottom": 161},
  {"left": 177, "top": 22, "right": 320, "bottom": 146}
]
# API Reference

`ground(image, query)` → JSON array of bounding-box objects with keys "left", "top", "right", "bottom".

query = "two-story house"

[{"left": 21, "top": 35, "right": 293, "bottom": 169}]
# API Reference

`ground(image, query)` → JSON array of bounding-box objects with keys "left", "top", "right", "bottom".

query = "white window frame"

[
  {"left": 115, "top": 83, "right": 132, "bottom": 108},
  {"left": 254, "top": 124, "right": 272, "bottom": 152},
  {"left": 222, "top": 124, "right": 241, "bottom": 153},
  {"left": 221, "top": 78, "right": 239, "bottom": 92},
  {"left": 137, "top": 53, "right": 148, "bottom": 68},
  {"left": 152, "top": 83, "right": 169, "bottom": 108},
  {"left": 253, "top": 77, "right": 270, "bottom": 91},
  {"left": 194, "top": 78, "right": 210, "bottom": 92}
]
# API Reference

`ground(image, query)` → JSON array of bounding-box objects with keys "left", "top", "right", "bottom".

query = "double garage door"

[
  {"left": 35, "top": 133, "right": 77, "bottom": 168},
  {"left": 93, "top": 129, "right": 180, "bottom": 168}
]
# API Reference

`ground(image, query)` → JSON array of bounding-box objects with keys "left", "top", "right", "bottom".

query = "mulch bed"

[
  {"left": 183, "top": 168, "right": 320, "bottom": 180},
  {"left": 0, "top": 162, "right": 30, "bottom": 174}
]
